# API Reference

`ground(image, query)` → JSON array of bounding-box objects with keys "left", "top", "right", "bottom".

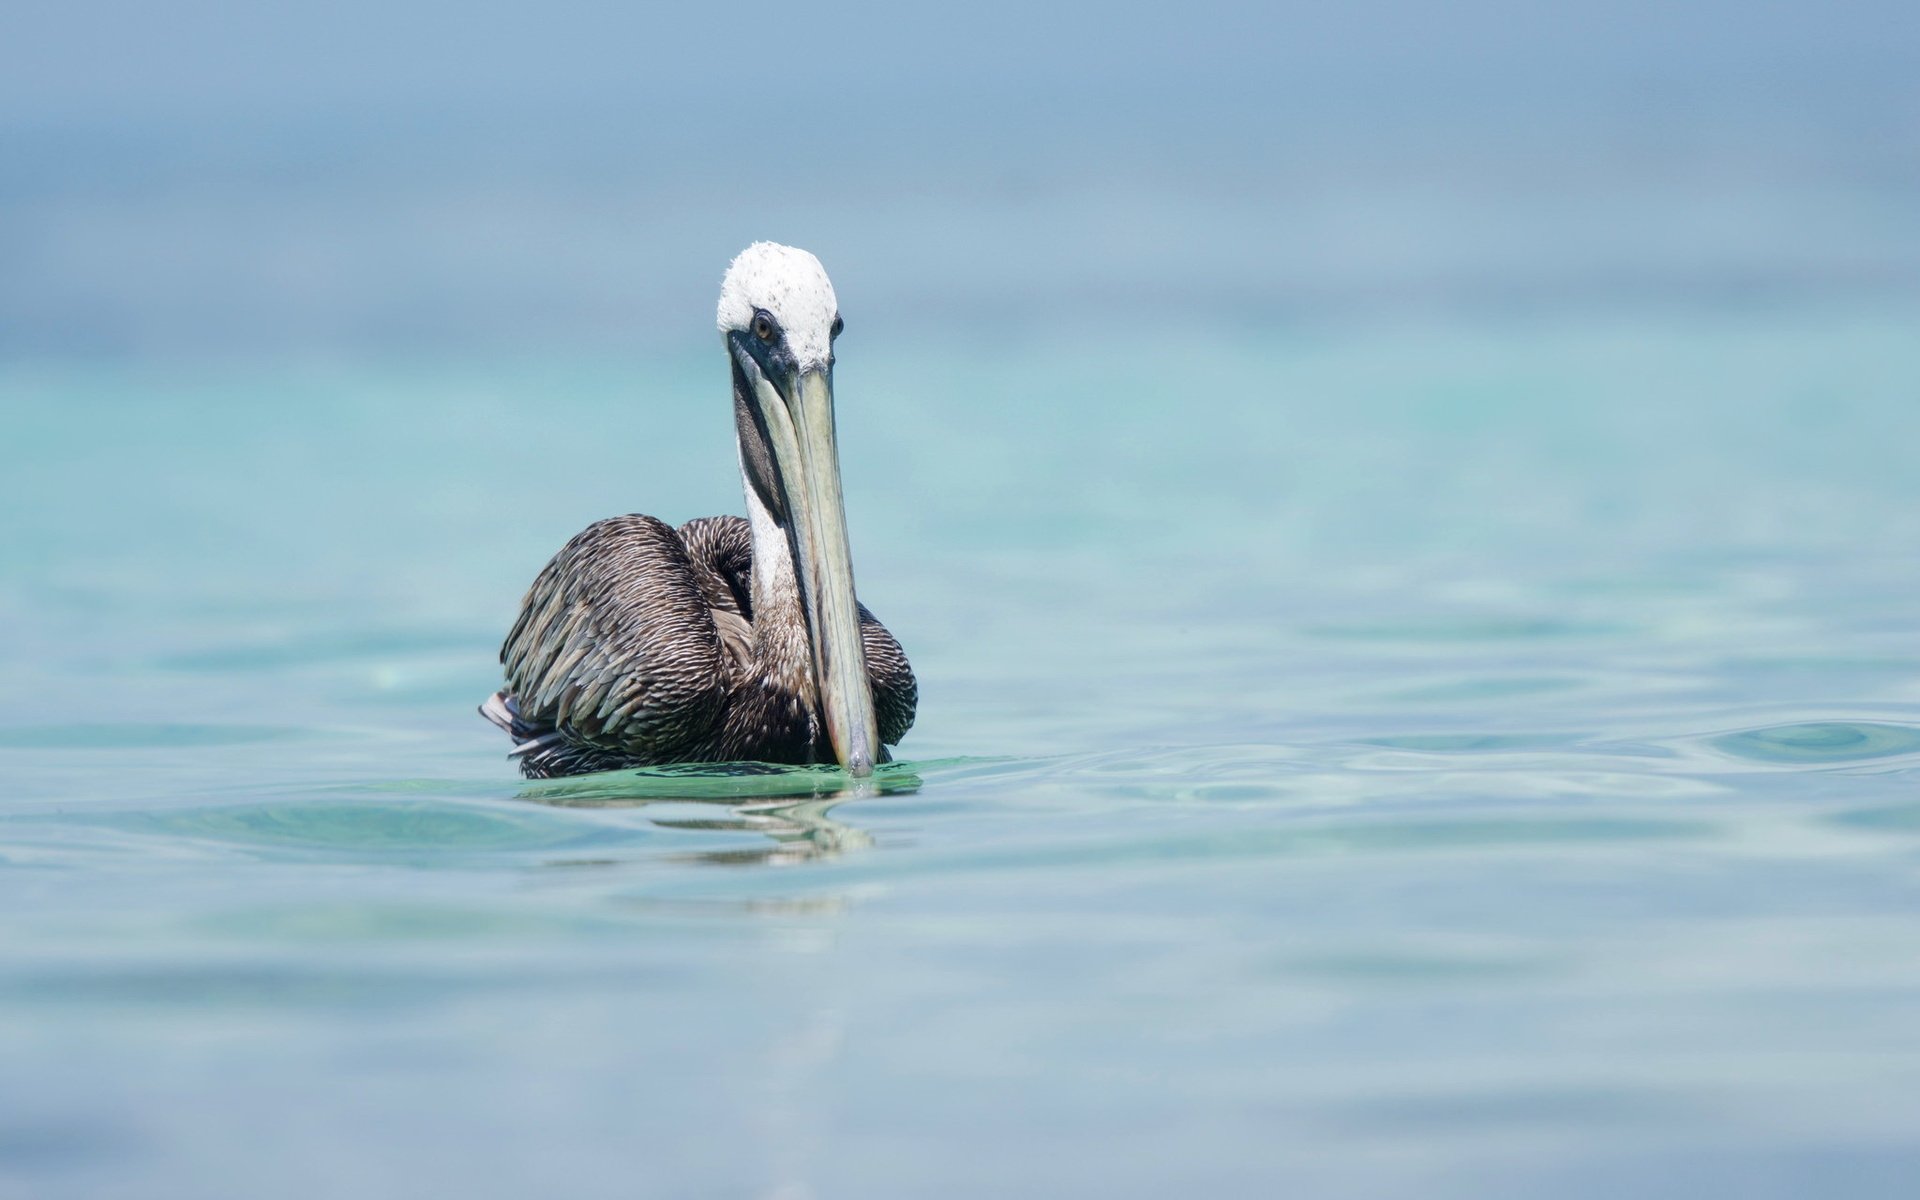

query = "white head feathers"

[{"left": 716, "top": 242, "right": 840, "bottom": 370}]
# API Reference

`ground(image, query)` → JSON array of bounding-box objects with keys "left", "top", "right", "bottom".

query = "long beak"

[{"left": 747, "top": 363, "right": 882, "bottom": 776}]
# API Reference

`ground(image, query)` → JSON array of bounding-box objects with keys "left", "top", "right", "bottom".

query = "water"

[{"left": 5, "top": 289, "right": 1920, "bottom": 1197}]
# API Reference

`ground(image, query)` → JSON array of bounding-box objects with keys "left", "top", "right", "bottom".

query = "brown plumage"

[{"left": 486, "top": 515, "right": 915, "bottom": 779}]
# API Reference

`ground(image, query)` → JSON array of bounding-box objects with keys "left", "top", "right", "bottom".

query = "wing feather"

[
  {"left": 500, "top": 515, "right": 728, "bottom": 761},
  {"left": 859, "top": 604, "right": 918, "bottom": 748}
]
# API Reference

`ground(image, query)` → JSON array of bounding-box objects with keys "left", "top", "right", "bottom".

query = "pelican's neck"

[{"left": 741, "top": 476, "right": 818, "bottom": 702}]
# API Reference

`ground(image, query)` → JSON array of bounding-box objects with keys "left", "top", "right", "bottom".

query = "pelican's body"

[{"left": 483, "top": 244, "right": 915, "bottom": 778}]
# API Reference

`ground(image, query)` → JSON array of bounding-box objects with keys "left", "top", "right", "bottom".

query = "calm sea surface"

[{"left": 4, "top": 295, "right": 1920, "bottom": 1196}]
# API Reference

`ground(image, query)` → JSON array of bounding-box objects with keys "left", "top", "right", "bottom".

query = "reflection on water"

[
  {"left": 518, "top": 761, "right": 924, "bottom": 865},
  {"left": 653, "top": 799, "right": 875, "bottom": 866}
]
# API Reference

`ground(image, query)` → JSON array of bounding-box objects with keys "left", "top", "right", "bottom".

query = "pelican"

[{"left": 481, "top": 243, "right": 916, "bottom": 779}]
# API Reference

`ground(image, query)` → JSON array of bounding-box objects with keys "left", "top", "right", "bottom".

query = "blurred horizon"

[{"left": 4, "top": 0, "right": 1918, "bottom": 361}]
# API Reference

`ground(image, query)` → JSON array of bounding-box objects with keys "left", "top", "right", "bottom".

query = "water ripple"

[
  {"left": 153, "top": 629, "right": 484, "bottom": 672},
  {"left": 1831, "top": 804, "right": 1920, "bottom": 833},
  {"left": 1306, "top": 617, "right": 1630, "bottom": 643},
  {"left": 1384, "top": 675, "right": 1586, "bottom": 703},
  {"left": 0, "top": 723, "right": 303, "bottom": 750},
  {"left": 1360, "top": 733, "right": 1585, "bottom": 753},
  {"left": 885, "top": 814, "right": 1713, "bottom": 877},
  {"left": 1708, "top": 721, "right": 1920, "bottom": 765},
  {"left": 40, "top": 800, "right": 645, "bottom": 858}
]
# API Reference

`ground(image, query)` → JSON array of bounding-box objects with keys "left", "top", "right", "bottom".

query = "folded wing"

[{"left": 501, "top": 515, "right": 730, "bottom": 764}]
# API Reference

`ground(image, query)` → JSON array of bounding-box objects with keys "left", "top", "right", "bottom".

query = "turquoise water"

[{"left": 5, "top": 299, "right": 1920, "bottom": 1197}]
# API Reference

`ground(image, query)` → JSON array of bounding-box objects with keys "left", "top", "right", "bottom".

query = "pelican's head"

[
  {"left": 718, "top": 243, "right": 877, "bottom": 776},
  {"left": 717, "top": 242, "right": 843, "bottom": 371}
]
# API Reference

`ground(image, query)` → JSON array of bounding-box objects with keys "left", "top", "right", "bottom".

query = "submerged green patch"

[{"left": 519, "top": 759, "right": 927, "bottom": 805}]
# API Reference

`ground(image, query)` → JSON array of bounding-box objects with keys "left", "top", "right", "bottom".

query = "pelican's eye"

[
  {"left": 751, "top": 311, "right": 776, "bottom": 342},
  {"left": 830, "top": 315, "right": 844, "bottom": 340}
]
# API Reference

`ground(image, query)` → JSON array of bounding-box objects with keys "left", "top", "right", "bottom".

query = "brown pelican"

[{"left": 481, "top": 243, "right": 915, "bottom": 779}]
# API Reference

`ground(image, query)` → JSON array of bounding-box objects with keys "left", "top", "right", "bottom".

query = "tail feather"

[
  {"left": 509, "top": 731, "right": 563, "bottom": 758},
  {"left": 479, "top": 690, "right": 517, "bottom": 735},
  {"left": 481, "top": 688, "right": 629, "bottom": 778}
]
